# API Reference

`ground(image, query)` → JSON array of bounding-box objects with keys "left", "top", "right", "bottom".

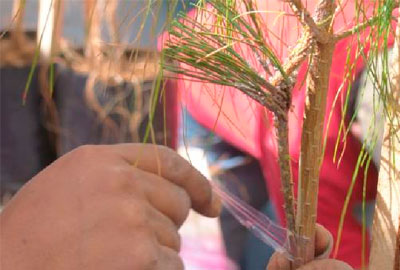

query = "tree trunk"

[{"left": 295, "top": 0, "right": 335, "bottom": 265}]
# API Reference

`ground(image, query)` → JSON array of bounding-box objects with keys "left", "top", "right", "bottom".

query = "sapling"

[{"left": 162, "top": 0, "right": 399, "bottom": 267}]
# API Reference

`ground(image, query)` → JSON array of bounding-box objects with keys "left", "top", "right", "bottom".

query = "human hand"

[
  {"left": 267, "top": 224, "right": 353, "bottom": 270},
  {"left": 0, "top": 144, "right": 221, "bottom": 270}
]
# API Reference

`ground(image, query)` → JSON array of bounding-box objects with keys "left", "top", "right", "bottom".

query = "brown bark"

[
  {"left": 276, "top": 115, "right": 296, "bottom": 234},
  {"left": 295, "top": 0, "right": 336, "bottom": 266}
]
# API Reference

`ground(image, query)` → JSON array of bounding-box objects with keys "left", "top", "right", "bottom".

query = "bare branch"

[
  {"left": 284, "top": 0, "right": 330, "bottom": 43},
  {"left": 334, "top": 16, "right": 379, "bottom": 41},
  {"left": 270, "top": 31, "right": 312, "bottom": 87}
]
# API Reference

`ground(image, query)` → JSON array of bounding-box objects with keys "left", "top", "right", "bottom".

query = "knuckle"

[
  {"left": 160, "top": 147, "right": 179, "bottom": 169},
  {"left": 68, "top": 146, "right": 134, "bottom": 193},
  {"left": 128, "top": 169, "right": 147, "bottom": 191},
  {"left": 93, "top": 166, "right": 134, "bottom": 193},
  {"left": 162, "top": 151, "right": 192, "bottom": 183},
  {"left": 108, "top": 166, "right": 139, "bottom": 192}
]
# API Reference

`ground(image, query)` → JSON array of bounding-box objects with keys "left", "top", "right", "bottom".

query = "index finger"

[{"left": 109, "top": 143, "right": 221, "bottom": 217}]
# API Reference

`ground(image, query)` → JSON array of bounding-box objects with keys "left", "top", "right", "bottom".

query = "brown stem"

[
  {"left": 295, "top": 0, "right": 336, "bottom": 266},
  {"left": 275, "top": 114, "right": 296, "bottom": 234}
]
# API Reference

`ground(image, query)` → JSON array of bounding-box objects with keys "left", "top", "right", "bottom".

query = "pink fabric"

[{"left": 161, "top": 1, "right": 396, "bottom": 268}]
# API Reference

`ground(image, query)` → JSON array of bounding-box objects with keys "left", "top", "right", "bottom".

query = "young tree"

[{"left": 162, "top": 0, "right": 399, "bottom": 268}]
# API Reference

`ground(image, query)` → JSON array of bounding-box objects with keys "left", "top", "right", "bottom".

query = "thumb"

[{"left": 314, "top": 224, "right": 333, "bottom": 259}]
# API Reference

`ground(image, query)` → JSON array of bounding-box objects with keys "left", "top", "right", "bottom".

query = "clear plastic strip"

[{"left": 211, "top": 181, "right": 296, "bottom": 261}]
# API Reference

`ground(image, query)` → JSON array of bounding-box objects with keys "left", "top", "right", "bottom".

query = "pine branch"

[
  {"left": 163, "top": 2, "right": 290, "bottom": 114},
  {"left": 334, "top": 0, "right": 397, "bottom": 41},
  {"left": 163, "top": 0, "right": 297, "bottom": 236}
]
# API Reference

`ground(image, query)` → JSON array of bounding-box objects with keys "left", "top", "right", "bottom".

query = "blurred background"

[{"left": 0, "top": 0, "right": 177, "bottom": 48}]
